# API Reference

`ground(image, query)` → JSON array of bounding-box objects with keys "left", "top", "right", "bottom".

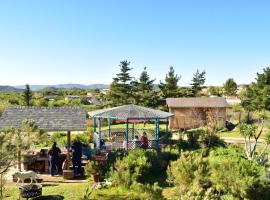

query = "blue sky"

[{"left": 0, "top": 0, "right": 269, "bottom": 86}]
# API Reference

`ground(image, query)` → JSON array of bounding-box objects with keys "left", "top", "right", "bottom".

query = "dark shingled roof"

[
  {"left": 88, "top": 104, "right": 174, "bottom": 119},
  {"left": 166, "top": 97, "right": 230, "bottom": 108},
  {"left": 0, "top": 106, "right": 87, "bottom": 131}
]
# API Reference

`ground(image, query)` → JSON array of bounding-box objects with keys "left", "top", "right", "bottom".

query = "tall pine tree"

[
  {"left": 242, "top": 67, "right": 270, "bottom": 112},
  {"left": 23, "top": 84, "right": 32, "bottom": 106},
  {"left": 223, "top": 78, "right": 237, "bottom": 96},
  {"left": 190, "top": 69, "right": 206, "bottom": 96},
  {"left": 108, "top": 61, "right": 134, "bottom": 106},
  {"left": 133, "top": 67, "right": 158, "bottom": 107},
  {"left": 159, "top": 66, "right": 181, "bottom": 98}
]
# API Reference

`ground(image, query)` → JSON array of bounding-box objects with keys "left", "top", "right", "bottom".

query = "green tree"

[
  {"left": 190, "top": 69, "right": 206, "bottom": 96},
  {"left": 238, "top": 112, "right": 269, "bottom": 160},
  {"left": 0, "top": 132, "right": 13, "bottom": 199},
  {"left": 242, "top": 67, "right": 270, "bottom": 112},
  {"left": 5, "top": 120, "right": 39, "bottom": 171},
  {"left": 133, "top": 67, "right": 158, "bottom": 107},
  {"left": 223, "top": 78, "right": 237, "bottom": 96},
  {"left": 108, "top": 61, "right": 134, "bottom": 106},
  {"left": 208, "top": 86, "right": 222, "bottom": 97},
  {"left": 168, "top": 149, "right": 269, "bottom": 199},
  {"left": 159, "top": 66, "right": 181, "bottom": 98},
  {"left": 22, "top": 84, "right": 33, "bottom": 106}
]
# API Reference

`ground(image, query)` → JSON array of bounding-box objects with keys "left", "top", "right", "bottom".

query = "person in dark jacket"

[
  {"left": 72, "top": 139, "right": 83, "bottom": 176},
  {"left": 48, "top": 142, "right": 61, "bottom": 176}
]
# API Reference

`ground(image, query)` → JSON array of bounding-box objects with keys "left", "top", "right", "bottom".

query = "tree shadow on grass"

[
  {"left": 32, "top": 195, "right": 64, "bottom": 200},
  {"left": 92, "top": 194, "right": 127, "bottom": 200},
  {"left": 42, "top": 183, "right": 59, "bottom": 187}
]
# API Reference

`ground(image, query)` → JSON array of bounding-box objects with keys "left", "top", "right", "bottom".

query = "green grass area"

[
  {"left": 4, "top": 183, "right": 88, "bottom": 200},
  {"left": 88, "top": 187, "right": 134, "bottom": 200},
  {"left": 218, "top": 130, "right": 242, "bottom": 138}
]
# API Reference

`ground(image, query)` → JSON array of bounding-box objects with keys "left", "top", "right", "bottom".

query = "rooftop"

[
  {"left": 0, "top": 106, "right": 87, "bottom": 131},
  {"left": 88, "top": 104, "right": 174, "bottom": 120},
  {"left": 166, "top": 97, "right": 230, "bottom": 108}
]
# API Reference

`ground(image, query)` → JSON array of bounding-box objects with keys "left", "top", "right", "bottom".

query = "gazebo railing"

[
  {"left": 100, "top": 128, "right": 156, "bottom": 141},
  {"left": 103, "top": 139, "right": 159, "bottom": 151}
]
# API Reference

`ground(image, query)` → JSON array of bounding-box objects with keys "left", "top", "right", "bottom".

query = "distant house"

[
  {"left": 225, "top": 96, "right": 241, "bottom": 106},
  {"left": 65, "top": 95, "right": 80, "bottom": 101},
  {"left": 101, "top": 88, "right": 109, "bottom": 94},
  {"left": 166, "top": 97, "right": 230, "bottom": 130}
]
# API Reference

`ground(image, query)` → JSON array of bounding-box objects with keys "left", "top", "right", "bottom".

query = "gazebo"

[{"left": 88, "top": 104, "right": 174, "bottom": 150}]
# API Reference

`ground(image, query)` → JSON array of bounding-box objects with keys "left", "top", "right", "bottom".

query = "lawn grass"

[
  {"left": 218, "top": 130, "right": 242, "bottom": 138},
  {"left": 4, "top": 182, "right": 88, "bottom": 200}
]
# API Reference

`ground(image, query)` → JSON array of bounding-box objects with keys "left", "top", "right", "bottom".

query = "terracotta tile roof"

[
  {"left": 0, "top": 106, "right": 87, "bottom": 131},
  {"left": 166, "top": 97, "right": 230, "bottom": 108}
]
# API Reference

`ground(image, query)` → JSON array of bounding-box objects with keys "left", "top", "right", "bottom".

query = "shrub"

[
  {"left": 130, "top": 182, "right": 164, "bottom": 200},
  {"left": 111, "top": 148, "right": 151, "bottom": 187},
  {"left": 167, "top": 147, "right": 270, "bottom": 199}
]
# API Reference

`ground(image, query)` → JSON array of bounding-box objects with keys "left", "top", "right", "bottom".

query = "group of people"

[
  {"left": 123, "top": 132, "right": 149, "bottom": 150},
  {"left": 48, "top": 139, "right": 91, "bottom": 176},
  {"left": 48, "top": 132, "right": 149, "bottom": 176}
]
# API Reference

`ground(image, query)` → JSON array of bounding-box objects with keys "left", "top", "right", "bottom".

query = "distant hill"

[
  {"left": 0, "top": 86, "right": 23, "bottom": 92},
  {"left": 13, "top": 84, "right": 109, "bottom": 91}
]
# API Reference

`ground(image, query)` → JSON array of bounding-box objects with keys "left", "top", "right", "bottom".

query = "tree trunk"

[{"left": 18, "top": 150, "right": 21, "bottom": 172}]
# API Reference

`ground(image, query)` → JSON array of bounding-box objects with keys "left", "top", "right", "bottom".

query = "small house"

[{"left": 166, "top": 97, "right": 230, "bottom": 130}]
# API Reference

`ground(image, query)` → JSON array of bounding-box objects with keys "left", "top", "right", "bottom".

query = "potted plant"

[{"left": 85, "top": 161, "right": 100, "bottom": 182}]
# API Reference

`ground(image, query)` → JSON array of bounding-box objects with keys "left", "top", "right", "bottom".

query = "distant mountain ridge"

[
  {"left": 0, "top": 86, "right": 24, "bottom": 92},
  {"left": 2, "top": 84, "right": 109, "bottom": 91}
]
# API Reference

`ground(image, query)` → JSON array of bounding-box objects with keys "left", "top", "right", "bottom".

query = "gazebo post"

[
  {"left": 166, "top": 118, "right": 169, "bottom": 134},
  {"left": 63, "top": 130, "right": 72, "bottom": 170},
  {"left": 93, "top": 117, "right": 96, "bottom": 132},
  {"left": 132, "top": 123, "right": 135, "bottom": 139},
  {"left": 108, "top": 118, "right": 111, "bottom": 138},
  {"left": 98, "top": 117, "right": 101, "bottom": 148},
  {"left": 126, "top": 120, "right": 129, "bottom": 150},
  {"left": 155, "top": 119, "right": 160, "bottom": 140},
  {"left": 157, "top": 119, "right": 160, "bottom": 140}
]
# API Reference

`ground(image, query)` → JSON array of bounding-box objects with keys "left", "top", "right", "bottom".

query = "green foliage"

[
  {"left": 49, "top": 132, "right": 91, "bottom": 147},
  {"left": 112, "top": 148, "right": 151, "bottom": 187},
  {"left": 242, "top": 67, "right": 270, "bottom": 111},
  {"left": 190, "top": 69, "right": 206, "bottom": 96},
  {"left": 85, "top": 160, "right": 99, "bottom": 176},
  {"left": 209, "top": 148, "right": 269, "bottom": 200},
  {"left": 159, "top": 66, "right": 181, "bottom": 98},
  {"left": 209, "top": 86, "right": 222, "bottom": 97},
  {"left": 132, "top": 67, "right": 159, "bottom": 108},
  {"left": 130, "top": 182, "right": 164, "bottom": 200},
  {"left": 22, "top": 84, "right": 33, "bottom": 106},
  {"left": 108, "top": 60, "right": 135, "bottom": 106},
  {"left": 167, "top": 151, "right": 212, "bottom": 199},
  {"left": 168, "top": 148, "right": 269, "bottom": 199},
  {"left": 238, "top": 123, "right": 257, "bottom": 138},
  {"left": 223, "top": 78, "right": 237, "bottom": 96},
  {"left": 33, "top": 98, "right": 48, "bottom": 107},
  {"left": 0, "top": 101, "right": 10, "bottom": 116}
]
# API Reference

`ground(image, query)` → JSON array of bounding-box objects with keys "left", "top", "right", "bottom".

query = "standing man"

[
  {"left": 48, "top": 142, "right": 61, "bottom": 176},
  {"left": 72, "top": 138, "right": 83, "bottom": 176}
]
